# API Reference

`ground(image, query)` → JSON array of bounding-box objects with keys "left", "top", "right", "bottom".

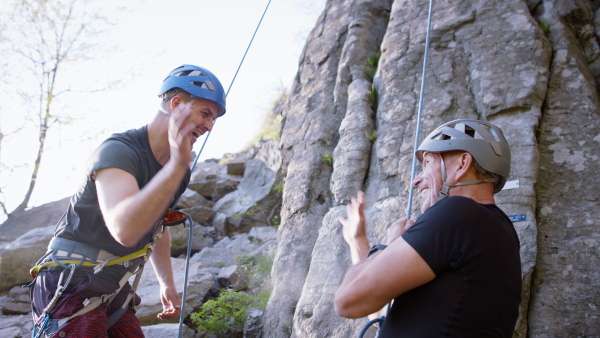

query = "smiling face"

[
  {"left": 188, "top": 98, "right": 218, "bottom": 144},
  {"left": 413, "top": 152, "right": 444, "bottom": 213}
]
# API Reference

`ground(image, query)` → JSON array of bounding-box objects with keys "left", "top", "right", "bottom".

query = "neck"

[
  {"left": 147, "top": 112, "right": 171, "bottom": 165},
  {"left": 449, "top": 183, "right": 495, "bottom": 204}
]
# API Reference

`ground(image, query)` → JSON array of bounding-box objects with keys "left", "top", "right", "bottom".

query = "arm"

[
  {"left": 335, "top": 191, "right": 435, "bottom": 319},
  {"left": 150, "top": 228, "right": 182, "bottom": 320},
  {"left": 334, "top": 236, "right": 435, "bottom": 318},
  {"left": 95, "top": 101, "right": 195, "bottom": 247}
]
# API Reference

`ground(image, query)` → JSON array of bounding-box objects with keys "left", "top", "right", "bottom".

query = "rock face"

[{"left": 264, "top": 0, "right": 600, "bottom": 337}]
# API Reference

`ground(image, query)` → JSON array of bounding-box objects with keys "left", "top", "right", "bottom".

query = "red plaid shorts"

[{"left": 31, "top": 268, "right": 143, "bottom": 338}]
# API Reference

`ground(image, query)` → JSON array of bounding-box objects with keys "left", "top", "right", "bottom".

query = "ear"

[
  {"left": 169, "top": 94, "right": 183, "bottom": 111},
  {"left": 454, "top": 152, "right": 473, "bottom": 180}
]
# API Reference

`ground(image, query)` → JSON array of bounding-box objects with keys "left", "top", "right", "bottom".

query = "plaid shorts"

[{"left": 31, "top": 267, "right": 143, "bottom": 338}]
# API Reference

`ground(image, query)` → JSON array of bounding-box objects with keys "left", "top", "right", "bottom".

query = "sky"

[{"left": 0, "top": 0, "right": 325, "bottom": 217}]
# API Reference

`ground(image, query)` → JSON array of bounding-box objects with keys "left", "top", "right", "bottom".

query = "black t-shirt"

[
  {"left": 53, "top": 125, "right": 190, "bottom": 258},
  {"left": 379, "top": 196, "right": 521, "bottom": 338}
]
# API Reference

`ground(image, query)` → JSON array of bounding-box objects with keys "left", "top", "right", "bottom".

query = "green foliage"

[
  {"left": 322, "top": 151, "right": 333, "bottom": 165},
  {"left": 369, "top": 85, "right": 378, "bottom": 112},
  {"left": 254, "top": 290, "right": 271, "bottom": 309},
  {"left": 540, "top": 20, "right": 550, "bottom": 35},
  {"left": 255, "top": 252, "right": 275, "bottom": 277},
  {"left": 368, "top": 131, "right": 378, "bottom": 142},
  {"left": 191, "top": 289, "right": 255, "bottom": 336},
  {"left": 365, "top": 51, "right": 382, "bottom": 81},
  {"left": 270, "top": 182, "right": 284, "bottom": 193},
  {"left": 245, "top": 204, "right": 261, "bottom": 216},
  {"left": 244, "top": 88, "right": 287, "bottom": 150},
  {"left": 235, "top": 254, "right": 255, "bottom": 267},
  {"left": 269, "top": 215, "right": 281, "bottom": 228}
]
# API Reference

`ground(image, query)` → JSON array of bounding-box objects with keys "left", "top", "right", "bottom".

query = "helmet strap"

[
  {"left": 158, "top": 107, "right": 171, "bottom": 116},
  {"left": 436, "top": 154, "right": 498, "bottom": 202}
]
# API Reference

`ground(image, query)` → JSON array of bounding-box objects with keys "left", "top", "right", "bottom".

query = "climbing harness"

[
  {"left": 30, "top": 210, "right": 189, "bottom": 338},
  {"left": 358, "top": 0, "right": 436, "bottom": 336},
  {"left": 176, "top": 2, "right": 273, "bottom": 337}
]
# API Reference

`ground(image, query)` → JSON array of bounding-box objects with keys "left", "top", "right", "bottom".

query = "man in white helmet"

[{"left": 335, "top": 119, "right": 521, "bottom": 337}]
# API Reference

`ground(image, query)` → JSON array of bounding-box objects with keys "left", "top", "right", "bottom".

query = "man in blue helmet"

[
  {"left": 29, "top": 65, "right": 226, "bottom": 337},
  {"left": 335, "top": 120, "right": 522, "bottom": 337}
]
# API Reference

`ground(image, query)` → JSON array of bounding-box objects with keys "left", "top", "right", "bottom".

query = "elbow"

[
  {"left": 107, "top": 221, "right": 142, "bottom": 248},
  {"left": 113, "top": 232, "right": 140, "bottom": 248},
  {"left": 334, "top": 292, "right": 361, "bottom": 319}
]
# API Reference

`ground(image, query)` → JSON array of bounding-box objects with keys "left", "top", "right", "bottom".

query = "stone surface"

[
  {"left": 0, "top": 225, "right": 54, "bottom": 291},
  {"left": 265, "top": 0, "right": 598, "bottom": 337}
]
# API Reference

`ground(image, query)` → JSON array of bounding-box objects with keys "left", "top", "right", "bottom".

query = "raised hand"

[{"left": 167, "top": 100, "right": 195, "bottom": 167}]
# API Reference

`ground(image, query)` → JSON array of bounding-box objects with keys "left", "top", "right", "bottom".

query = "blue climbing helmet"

[
  {"left": 416, "top": 119, "right": 511, "bottom": 194},
  {"left": 158, "top": 64, "right": 227, "bottom": 117}
]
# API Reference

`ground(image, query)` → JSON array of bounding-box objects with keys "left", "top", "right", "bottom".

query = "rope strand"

[
  {"left": 178, "top": 1, "right": 273, "bottom": 336},
  {"left": 406, "top": 0, "right": 435, "bottom": 221}
]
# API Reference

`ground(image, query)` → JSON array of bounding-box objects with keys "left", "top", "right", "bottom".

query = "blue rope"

[
  {"left": 178, "top": 216, "right": 194, "bottom": 338},
  {"left": 178, "top": 1, "right": 273, "bottom": 336},
  {"left": 190, "top": 0, "right": 273, "bottom": 172},
  {"left": 406, "top": 0, "right": 435, "bottom": 221}
]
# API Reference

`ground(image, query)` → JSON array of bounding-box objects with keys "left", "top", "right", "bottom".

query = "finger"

[
  {"left": 357, "top": 190, "right": 365, "bottom": 203},
  {"left": 404, "top": 219, "right": 415, "bottom": 230}
]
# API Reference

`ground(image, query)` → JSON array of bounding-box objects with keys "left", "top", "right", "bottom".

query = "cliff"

[{"left": 264, "top": 0, "right": 600, "bottom": 337}]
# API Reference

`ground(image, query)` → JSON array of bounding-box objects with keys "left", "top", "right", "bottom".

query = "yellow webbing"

[{"left": 30, "top": 232, "right": 162, "bottom": 278}]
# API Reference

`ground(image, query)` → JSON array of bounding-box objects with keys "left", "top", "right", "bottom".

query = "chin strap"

[
  {"left": 159, "top": 98, "right": 197, "bottom": 117},
  {"left": 436, "top": 157, "right": 497, "bottom": 202},
  {"left": 159, "top": 107, "right": 171, "bottom": 116}
]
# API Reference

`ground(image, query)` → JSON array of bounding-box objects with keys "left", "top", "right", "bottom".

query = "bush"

[{"left": 191, "top": 289, "right": 256, "bottom": 336}]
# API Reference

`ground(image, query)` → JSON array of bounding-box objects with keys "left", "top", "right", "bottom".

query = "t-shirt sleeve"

[
  {"left": 88, "top": 139, "right": 139, "bottom": 180},
  {"left": 401, "top": 197, "right": 473, "bottom": 276}
]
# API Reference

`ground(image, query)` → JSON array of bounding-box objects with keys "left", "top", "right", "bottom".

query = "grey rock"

[
  {"left": 243, "top": 307, "right": 264, "bottom": 338},
  {"left": 0, "top": 225, "right": 54, "bottom": 291},
  {"left": 217, "top": 265, "right": 249, "bottom": 291},
  {"left": 141, "top": 323, "right": 195, "bottom": 338}
]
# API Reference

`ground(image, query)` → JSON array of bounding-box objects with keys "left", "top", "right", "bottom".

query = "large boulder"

[
  {"left": 0, "top": 225, "right": 54, "bottom": 291},
  {"left": 0, "top": 197, "right": 68, "bottom": 241}
]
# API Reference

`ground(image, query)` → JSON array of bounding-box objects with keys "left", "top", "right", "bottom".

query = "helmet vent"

[
  {"left": 193, "top": 81, "right": 215, "bottom": 91},
  {"left": 177, "top": 70, "right": 207, "bottom": 77}
]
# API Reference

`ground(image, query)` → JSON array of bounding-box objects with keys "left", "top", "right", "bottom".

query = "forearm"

[
  {"left": 107, "top": 161, "right": 188, "bottom": 246},
  {"left": 150, "top": 229, "right": 176, "bottom": 289},
  {"left": 348, "top": 237, "right": 371, "bottom": 265}
]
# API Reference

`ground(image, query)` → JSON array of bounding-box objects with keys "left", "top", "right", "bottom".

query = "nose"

[
  {"left": 413, "top": 172, "right": 423, "bottom": 188},
  {"left": 205, "top": 118, "right": 214, "bottom": 132}
]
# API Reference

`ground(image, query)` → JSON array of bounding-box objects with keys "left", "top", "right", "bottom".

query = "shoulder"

[
  {"left": 418, "top": 196, "right": 477, "bottom": 224},
  {"left": 88, "top": 127, "right": 148, "bottom": 175}
]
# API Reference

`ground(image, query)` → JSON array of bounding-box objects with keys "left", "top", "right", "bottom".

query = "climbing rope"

[
  {"left": 178, "top": 1, "right": 273, "bottom": 337},
  {"left": 358, "top": 0, "right": 436, "bottom": 336},
  {"left": 405, "top": 0, "right": 435, "bottom": 221},
  {"left": 190, "top": 0, "right": 273, "bottom": 172}
]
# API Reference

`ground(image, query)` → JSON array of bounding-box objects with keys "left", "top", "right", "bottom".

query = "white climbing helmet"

[{"left": 416, "top": 119, "right": 511, "bottom": 196}]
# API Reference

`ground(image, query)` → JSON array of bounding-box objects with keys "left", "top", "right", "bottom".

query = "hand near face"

[
  {"left": 338, "top": 190, "right": 367, "bottom": 245},
  {"left": 168, "top": 101, "right": 195, "bottom": 167}
]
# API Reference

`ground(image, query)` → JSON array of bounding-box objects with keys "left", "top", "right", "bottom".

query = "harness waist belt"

[{"left": 49, "top": 237, "right": 117, "bottom": 263}]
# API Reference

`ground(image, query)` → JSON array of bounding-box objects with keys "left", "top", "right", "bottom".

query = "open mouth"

[{"left": 192, "top": 130, "right": 201, "bottom": 138}]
